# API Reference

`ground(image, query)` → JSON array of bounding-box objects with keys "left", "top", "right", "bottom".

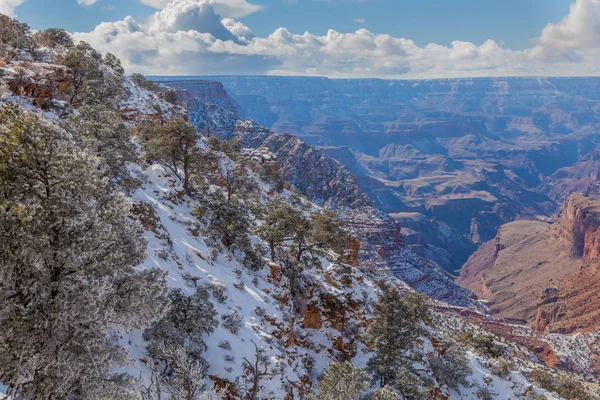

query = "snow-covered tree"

[
  {"left": 287, "top": 210, "right": 348, "bottom": 263},
  {"left": 193, "top": 190, "right": 252, "bottom": 250},
  {"left": 63, "top": 105, "right": 139, "bottom": 189},
  {"left": 366, "top": 285, "right": 430, "bottom": 395},
  {"left": 428, "top": 343, "right": 471, "bottom": 390},
  {"left": 256, "top": 197, "right": 306, "bottom": 261},
  {"left": 60, "top": 41, "right": 123, "bottom": 108},
  {"left": 143, "top": 287, "right": 218, "bottom": 363},
  {"left": 0, "top": 104, "right": 167, "bottom": 399},
  {"left": 314, "top": 361, "right": 369, "bottom": 400},
  {"left": 139, "top": 118, "right": 204, "bottom": 193}
]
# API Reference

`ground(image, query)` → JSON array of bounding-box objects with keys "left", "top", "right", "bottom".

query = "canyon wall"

[{"left": 459, "top": 193, "right": 600, "bottom": 333}]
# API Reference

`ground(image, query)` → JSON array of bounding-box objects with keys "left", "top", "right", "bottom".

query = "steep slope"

[
  {"left": 459, "top": 193, "right": 600, "bottom": 333},
  {"left": 232, "top": 120, "right": 480, "bottom": 308}
]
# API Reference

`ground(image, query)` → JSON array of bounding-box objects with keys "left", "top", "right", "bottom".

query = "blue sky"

[
  {"left": 4, "top": 0, "right": 599, "bottom": 78},
  {"left": 14, "top": 0, "right": 571, "bottom": 49}
]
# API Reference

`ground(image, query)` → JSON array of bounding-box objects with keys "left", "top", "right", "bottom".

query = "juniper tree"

[
  {"left": 293, "top": 210, "right": 348, "bottom": 262},
  {"left": 193, "top": 190, "right": 252, "bottom": 249},
  {"left": 256, "top": 197, "right": 306, "bottom": 260},
  {"left": 104, "top": 52, "right": 125, "bottom": 75},
  {"left": 428, "top": 344, "right": 471, "bottom": 390},
  {"left": 366, "top": 286, "right": 430, "bottom": 396},
  {"left": 139, "top": 118, "right": 203, "bottom": 193},
  {"left": 366, "top": 387, "right": 399, "bottom": 400},
  {"left": 0, "top": 14, "right": 33, "bottom": 56},
  {"left": 63, "top": 105, "right": 139, "bottom": 189},
  {"left": 60, "top": 41, "right": 123, "bottom": 108},
  {"left": 143, "top": 287, "right": 218, "bottom": 363},
  {"left": 314, "top": 361, "right": 369, "bottom": 400},
  {"left": 32, "top": 27, "right": 73, "bottom": 49},
  {"left": 0, "top": 104, "right": 167, "bottom": 399}
]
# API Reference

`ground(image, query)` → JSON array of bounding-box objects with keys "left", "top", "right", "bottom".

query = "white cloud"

[
  {"left": 74, "top": 0, "right": 600, "bottom": 78},
  {"left": 77, "top": 0, "right": 100, "bottom": 5},
  {"left": 0, "top": 0, "right": 26, "bottom": 16},
  {"left": 140, "top": 0, "right": 262, "bottom": 18},
  {"left": 354, "top": 17, "right": 366, "bottom": 24},
  {"left": 534, "top": 0, "right": 600, "bottom": 50}
]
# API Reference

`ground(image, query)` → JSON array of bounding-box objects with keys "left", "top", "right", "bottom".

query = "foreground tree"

[
  {"left": 139, "top": 118, "right": 203, "bottom": 193},
  {"left": 366, "top": 285, "right": 430, "bottom": 397},
  {"left": 60, "top": 42, "right": 123, "bottom": 108},
  {"left": 0, "top": 104, "right": 167, "bottom": 399},
  {"left": 314, "top": 361, "right": 369, "bottom": 400},
  {"left": 64, "top": 105, "right": 139, "bottom": 189}
]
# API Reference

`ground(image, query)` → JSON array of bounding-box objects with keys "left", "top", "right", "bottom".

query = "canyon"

[
  {"left": 156, "top": 75, "right": 600, "bottom": 273},
  {"left": 159, "top": 76, "right": 600, "bottom": 336}
]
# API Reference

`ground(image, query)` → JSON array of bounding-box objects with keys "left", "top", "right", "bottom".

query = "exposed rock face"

[
  {"left": 459, "top": 193, "right": 600, "bottom": 333},
  {"left": 161, "top": 80, "right": 237, "bottom": 115},
  {"left": 1, "top": 61, "right": 71, "bottom": 107}
]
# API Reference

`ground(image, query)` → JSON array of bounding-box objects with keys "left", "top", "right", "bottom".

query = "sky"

[{"left": 2, "top": 0, "right": 599, "bottom": 79}]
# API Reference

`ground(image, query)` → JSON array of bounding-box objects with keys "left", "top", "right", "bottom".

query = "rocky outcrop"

[
  {"left": 1, "top": 60, "right": 71, "bottom": 107},
  {"left": 459, "top": 192, "right": 600, "bottom": 333}
]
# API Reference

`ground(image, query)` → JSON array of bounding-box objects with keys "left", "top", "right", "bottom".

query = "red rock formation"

[{"left": 460, "top": 192, "right": 600, "bottom": 333}]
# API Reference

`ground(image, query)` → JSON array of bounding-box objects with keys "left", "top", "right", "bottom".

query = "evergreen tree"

[
  {"left": 60, "top": 42, "right": 123, "bottom": 108},
  {"left": 139, "top": 118, "right": 203, "bottom": 193},
  {"left": 366, "top": 286, "right": 430, "bottom": 396},
  {"left": 193, "top": 190, "right": 252, "bottom": 250},
  {"left": 0, "top": 104, "right": 167, "bottom": 399},
  {"left": 366, "top": 387, "right": 400, "bottom": 400},
  {"left": 256, "top": 197, "right": 306, "bottom": 261},
  {"left": 429, "top": 344, "right": 472, "bottom": 390},
  {"left": 315, "top": 361, "right": 369, "bottom": 400},
  {"left": 63, "top": 105, "right": 139, "bottom": 189},
  {"left": 104, "top": 52, "right": 125, "bottom": 75},
  {"left": 293, "top": 210, "right": 348, "bottom": 262},
  {"left": 143, "top": 287, "right": 218, "bottom": 362}
]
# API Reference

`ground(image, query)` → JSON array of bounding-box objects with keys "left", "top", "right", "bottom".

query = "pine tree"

[
  {"left": 366, "top": 285, "right": 430, "bottom": 396},
  {"left": 314, "top": 361, "right": 369, "bottom": 400},
  {"left": 193, "top": 190, "right": 252, "bottom": 250},
  {"left": 0, "top": 104, "right": 167, "bottom": 399},
  {"left": 60, "top": 41, "right": 123, "bottom": 108},
  {"left": 293, "top": 210, "right": 348, "bottom": 262}
]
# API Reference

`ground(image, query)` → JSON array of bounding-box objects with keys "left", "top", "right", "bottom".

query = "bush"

[
  {"left": 476, "top": 388, "right": 495, "bottom": 400},
  {"left": 491, "top": 360, "right": 512, "bottom": 379},
  {"left": 429, "top": 344, "right": 472, "bottom": 389},
  {"left": 221, "top": 311, "right": 243, "bottom": 335},
  {"left": 32, "top": 28, "right": 73, "bottom": 48}
]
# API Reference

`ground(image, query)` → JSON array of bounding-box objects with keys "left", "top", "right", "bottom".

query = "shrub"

[
  {"left": 221, "top": 311, "right": 243, "bottom": 334},
  {"left": 429, "top": 344, "right": 472, "bottom": 389}
]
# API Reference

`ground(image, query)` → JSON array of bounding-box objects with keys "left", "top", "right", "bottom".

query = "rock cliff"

[{"left": 459, "top": 192, "right": 600, "bottom": 333}]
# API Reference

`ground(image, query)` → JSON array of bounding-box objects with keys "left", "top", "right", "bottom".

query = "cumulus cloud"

[
  {"left": 74, "top": 0, "right": 600, "bottom": 78},
  {"left": 139, "top": 0, "right": 261, "bottom": 18},
  {"left": 534, "top": 0, "right": 600, "bottom": 49},
  {"left": 0, "top": 0, "right": 26, "bottom": 16},
  {"left": 77, "top": 0, "right": 100, "bottom": 5}
]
